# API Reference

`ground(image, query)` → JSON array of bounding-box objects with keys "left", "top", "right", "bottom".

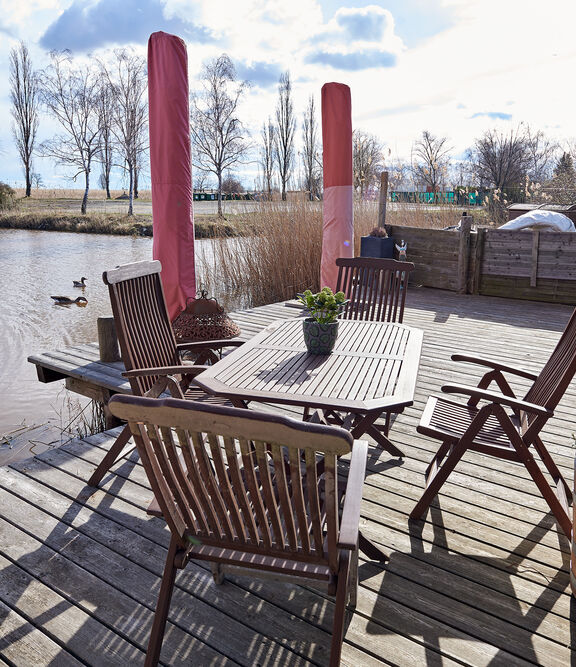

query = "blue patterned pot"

[{"left": 302, "top": 318, "right": 339, "bottom": 354}]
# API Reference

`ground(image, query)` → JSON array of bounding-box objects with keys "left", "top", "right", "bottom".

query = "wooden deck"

[{"left": 4, "top": 287, "right": 576, "bottom": 665}]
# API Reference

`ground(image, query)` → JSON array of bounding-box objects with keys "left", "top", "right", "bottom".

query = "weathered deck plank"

[{"left": 5, "top": 287, "right": 575, "bottom": 665}]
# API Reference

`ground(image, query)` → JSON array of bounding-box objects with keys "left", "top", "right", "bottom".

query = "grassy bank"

[{"left": 0, "top": 210, "right": 252, "bottom": 238}]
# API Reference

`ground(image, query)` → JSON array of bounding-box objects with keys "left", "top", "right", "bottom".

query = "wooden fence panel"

[
  {"left": 479, "top": 229, "right": 576, "bottom": 304},
  {"left": 384, "top": 225, "right": 576, "bottom": 304}
]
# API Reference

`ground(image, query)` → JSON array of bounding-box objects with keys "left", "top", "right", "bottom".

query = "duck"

[
  {"left": 51, "top": 295, "right": 88, "bottom": 304},
  {"left": 73, "top": 277, "right": 87, "bottom": 288}
]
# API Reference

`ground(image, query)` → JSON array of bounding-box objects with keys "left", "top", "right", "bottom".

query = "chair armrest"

[
  {"left": 176, "top": 339, "right": 244, "bottom": 352},
  {"left": 338, "top": 439, "right": 368, "bottom": 550},
  {"left": 441, "top": 384, "right": 552, "bottom": 417},
  {"left": 451, "top": 354, "right": 538, "bottom": 381},
  {"left": 123, "top": 365, "right": 208, "bottom": 379}
]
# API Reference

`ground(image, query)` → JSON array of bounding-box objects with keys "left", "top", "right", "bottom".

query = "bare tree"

[
  {"left": 39, "top": 51, "right": 101, "bottom": 214},
  {"left": 525, "top": 126, "right": 557, "bottom": 183},
  {"left": 99, "top": 49, "right": 148, "bottom": 215},
  {"left": 10, "top": 42, "right": 39, "bottom": 198},
  {"left": 260, "top": 118, "right": 275, "bottom": 199},
  {"left": 468, "top": 126, "right": 537, "bottom": 222},
  {"left": 96, "top": 74, "right": 115, "bottom": 199},
  {"left": 386, "top": 157, "right": 410, "bottom": 192},
  {"left": 469, "top": 126, "right": 531, "bottom": 190},
  {"left": 191, "top": 54, "right": 250, "bottom": 217},
  {"left": 274, "top": 71, "right": 296, "bottom": 201},
  {"left": 353, "top": 129, "right": 385, "bottom": 198},
  {"left": 193, "top": 170, "right": 210, "bottom": 192},
  {"left": 301, "top": 95, "right": 321, "bottom": 200},
  {"left": 411, "top": 130, "right": 451, "bottom": 198},
  {"left": 221, "top": 173, "right": 244, "bottom": 194}
]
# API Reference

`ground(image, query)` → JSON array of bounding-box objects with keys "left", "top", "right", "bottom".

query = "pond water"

[{"left": 0, "top": 229, "right": 237, "bottom": 438}]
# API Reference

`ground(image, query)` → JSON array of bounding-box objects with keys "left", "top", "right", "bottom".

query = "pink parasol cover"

[
  {"left": 320, "top": 82, "right": 354, "bottom": 291},
  {"left": 148, "top": 31, "right": 196, "bottom": 320}
]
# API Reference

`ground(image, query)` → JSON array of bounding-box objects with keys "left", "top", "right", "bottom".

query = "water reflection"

[{"left": 0, "top": 228, "right": 237, "bottom": 435}]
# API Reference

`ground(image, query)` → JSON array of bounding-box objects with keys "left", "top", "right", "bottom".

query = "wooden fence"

[{"left": 387, "top": 220, "right": 576, "bottom": 304}]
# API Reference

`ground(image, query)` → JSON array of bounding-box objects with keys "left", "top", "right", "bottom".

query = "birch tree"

[
  {"left": 353, "top": 129, "right": 384, "bottom": 198},
  {"left": 100, "top": 49, "right": 148, "bottom": 215},
  {"left": 411, "top": 130, "right": 451, "bottom": 198},
  {"left": 274, "top": 71, "right": 296, "bottom": 201},
  {"left": 301, "top": 95, "right": 321, "bottom": 200},
  {"left": 260, "top": 118, "right": 275, "bottom": 198},
  {"left": 39, "top": 51, "right": 101, "bottom": 214},
  {"left": 10, "top": 42, "right": 39, "bottom": 198},
  {"left": 191, "top": 54, "right": 250, "bottom": 217}
]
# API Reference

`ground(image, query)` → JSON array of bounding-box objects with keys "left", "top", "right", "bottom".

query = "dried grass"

[
  {"left": 14, "top": 188, "right": 153, "bottom": 201},
  {"left": 197, "top": 200, "right": 473, "bottom": 307}
]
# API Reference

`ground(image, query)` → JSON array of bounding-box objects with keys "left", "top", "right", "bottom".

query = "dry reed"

[{"left": 196, "top": 201, "right": 477, "bottom": 307}]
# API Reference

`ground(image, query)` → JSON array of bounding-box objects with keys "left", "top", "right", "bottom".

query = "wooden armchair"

[
  {"left": 88, "top": 260, "right": 243, "bottom": 487},
  {"left": 410, "top": 308, "right": 576, "bottom": 539},
  {"left": 108, "top": 394, "right": 368, "bottom": 667},
  {"left": 313, "top": 257, "right": 416, "bottom": 457}
]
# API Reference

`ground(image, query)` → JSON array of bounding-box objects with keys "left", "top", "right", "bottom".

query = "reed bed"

[{"left": 196, "top": 201, "right": 478, "bottom": 307}]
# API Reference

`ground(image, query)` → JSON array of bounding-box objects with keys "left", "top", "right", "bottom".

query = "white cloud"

[{"left": 1, "top": 0, "right": 576, "bottom": 187}]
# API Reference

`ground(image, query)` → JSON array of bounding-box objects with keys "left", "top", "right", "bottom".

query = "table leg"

[{"left": 350, "top": 413, "right": 404, "bottom": 457}]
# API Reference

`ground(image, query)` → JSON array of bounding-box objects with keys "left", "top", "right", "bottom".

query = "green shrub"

[{"left": 0, "top": 182, "right": 16, "bottom": 210}]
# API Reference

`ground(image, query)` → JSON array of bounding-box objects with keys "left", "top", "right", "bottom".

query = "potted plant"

[
  {"left": 297, "top": 287, "right": 348, "bottom": 354},
  {"left": 360, "top": 226, "right": 395, "bottom": 258}
]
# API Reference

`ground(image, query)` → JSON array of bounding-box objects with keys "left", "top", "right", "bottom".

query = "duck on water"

[{"left": 50, "top": 295, "right": 88, "bottom": 305}]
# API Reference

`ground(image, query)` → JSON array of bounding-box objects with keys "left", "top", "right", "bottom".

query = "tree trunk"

[
  {"left": 217, "top": 171, "right": 223, "bottom": 217},
  {"left": 25, "top": 165, "right": 31, "bottom": 198},
  {"left": 81, "top": 170, "right": 90, "bottom": 214},
  {"left": 128, "top": 164, "right": 134, "bottom": 216},
  {"left": 281, "top": 178, "right": 287, "bottom": 201},
  {"left": 134, "top": 168, "right": 139, "bottom": 199}
]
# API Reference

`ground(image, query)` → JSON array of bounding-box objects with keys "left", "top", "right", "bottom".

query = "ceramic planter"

[{"left": 302, "top": 318, "right": 339, "bottom": 354}]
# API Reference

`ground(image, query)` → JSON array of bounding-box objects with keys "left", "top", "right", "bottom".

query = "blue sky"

[{"left": 0, "top": 0, "right": 575, "bottom": 189}]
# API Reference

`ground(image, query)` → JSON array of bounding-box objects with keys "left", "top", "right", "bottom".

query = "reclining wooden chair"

[
  {"left": 312, "top": 257, "right": 415, "bottom": 456},
  {"left": 109, "top": 394, "right": 368, "bottom": 667},
  {"left": 335, "top": 256, "right": 415, "bottom": 323},
  {"left": 88, "top": 260, "right": 243, "bottom": 487},
  {"left": 410, "top": 308, "right": 576, "bottom": 539}
]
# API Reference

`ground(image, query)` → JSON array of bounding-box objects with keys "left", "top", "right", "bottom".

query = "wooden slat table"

[{"left": 195, "top": 318, "right": 424, "bottom": 456}]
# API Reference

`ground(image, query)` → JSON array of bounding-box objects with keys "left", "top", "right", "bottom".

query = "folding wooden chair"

[
  {"left": 410, "top": 308, "right": 576, "bottom": 538},
  {"left": 335, "top": 256, "right": 415, "bottom": 323},
  {"left": 109, "top": 394, "right": 368, "bottom": 667},
  {"left": 88, "top": 260, "right": 243, "bottom": 487},
  {"left": 311, "top": 257, "right": 416, "bottom": 456}
]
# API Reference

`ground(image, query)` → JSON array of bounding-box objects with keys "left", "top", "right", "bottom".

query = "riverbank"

[{"left": 0, "top": 211, "right": 251, "bottom": 237}]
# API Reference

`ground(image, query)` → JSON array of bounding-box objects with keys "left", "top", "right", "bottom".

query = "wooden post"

[
  {"left": 457, "top": 213, "right": 473, "bottom": 294},
  {"left": 378, "top": 171, "right": 388, "bottom": 228},
  {"left": 530, "top": 230, "right": 540, "bottom": 288},
  {"left": 98, "top": 316, "right": 120, "bottom": 362},
  {"left": 470, "top": 227, "right": 486, "bottom": 295}
]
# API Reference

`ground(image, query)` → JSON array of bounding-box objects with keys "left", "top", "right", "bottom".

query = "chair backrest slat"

[
  {"left": 288, "top": 447, "right": 311, "bottom": 553},
  {"left": 110, "top": 395, "right": 353, "bottom": 567},
  {"left": 335, "top": 257, "right": 415, "bottom": 323},
  {"left": 270, "top": 444, "right": 299, "bottom": 551},
  {"left": 523, "top": 308, "right": 576, "bottom": 423},
  {"left": 104, "top": 261, "right": 179, "bottom": 396}
]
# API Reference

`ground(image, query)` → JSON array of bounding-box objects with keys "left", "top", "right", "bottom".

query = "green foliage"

[
  {"left": 0, "top": 182, "right": 16, "bottom": 210},
  {"left": 297, "top": 287, "right": 347, "bottom": 324}
]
